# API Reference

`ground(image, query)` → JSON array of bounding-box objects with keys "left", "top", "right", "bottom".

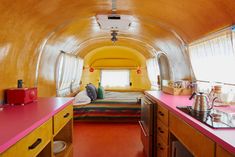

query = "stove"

[{"left": 177, "top": 106, "right": 235, "bottom": 129}]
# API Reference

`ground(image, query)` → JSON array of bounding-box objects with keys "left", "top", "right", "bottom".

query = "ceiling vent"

[{"left": 96, "top": 14, "right": 133, "bottom": 31}]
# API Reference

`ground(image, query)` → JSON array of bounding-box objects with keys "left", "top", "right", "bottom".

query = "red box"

[{"left": 6, "top": 88, "right": 37, "bottom": 105}]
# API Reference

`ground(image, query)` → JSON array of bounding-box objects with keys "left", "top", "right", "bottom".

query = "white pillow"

[{"left": 74, "top": 90, "right": 91, "bottom": 105}]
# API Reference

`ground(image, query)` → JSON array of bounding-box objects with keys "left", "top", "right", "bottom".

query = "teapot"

[{"left": 189, "top": 92, "right": 218, "bottom": 112}]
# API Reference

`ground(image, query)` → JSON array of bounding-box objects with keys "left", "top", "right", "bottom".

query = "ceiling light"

[
  {"left": 111, "top": 30, "right": 118, "bottom": 43},
  {"left": 96, "top": 14, "right": 133, "bottom": 31}
]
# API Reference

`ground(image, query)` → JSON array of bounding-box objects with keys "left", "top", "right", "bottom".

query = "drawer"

[
  {"left": 157, "top": 119, "right": 169, "bottom": 144},
  {"left": 169, "top": 112, "right": 215, "bottom": 157},
  {"left": 54, "top": 105, "right": 73, "bottom": 135},
  {"left": 157, "top": 103, "right": 169, "bottom": 126},
  {"left": 1, "top": 118, "right": 52, "bottom": 157},
  {"left": 156, "top": 136, "right": 168, "bottom": 157}
]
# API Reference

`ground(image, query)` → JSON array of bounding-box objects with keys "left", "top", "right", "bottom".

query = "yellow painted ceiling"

[{"left": 84, "top": 46, "right": 146, "bottom": 68}]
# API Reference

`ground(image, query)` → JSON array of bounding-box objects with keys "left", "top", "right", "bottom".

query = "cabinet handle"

[
  {"left": 64, "top": 113, "right": 70, "bottom": 118},
  {"left": 158, "top": 111, "right": 164, "bottom": 116},
  {"left": 139, "top": 121, "right": 147, "bottom": 137},
  {"left": 28, "top": 138, "right": 42, "bottom": 150},
  {"left": 157, "top": 143, "right": 164, "bottom": 150},
  {"left": 158, "top": 127, "right": 164, "bottom": 133}
]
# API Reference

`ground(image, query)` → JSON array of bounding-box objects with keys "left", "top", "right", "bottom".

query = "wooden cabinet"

[
  {"left": 169, "top": 112, "right": 215, "bottom": 157},
  {"left": 1, "top": 119, "right": 52, "bottom": 157},
  {"left": 156, "top": 102, "right": 169, "bottom": 157},
  {"left": 145, "top": 92, "right": 235, "bottom": 157},
  {"left": 216, "top": 145, "right": 235, "bottom": 157},
  {"left": 0, "top": 104, "right": 73, "bottom": 157},
  {"left": 53, "top": 105, "right": 73, "bottom": 157}
]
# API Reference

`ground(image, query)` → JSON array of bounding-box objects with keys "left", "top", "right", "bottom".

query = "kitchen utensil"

[
  {"left": 189, "top": 92, "right": 217, "bottom": 112},
  {"left": 53, "top": 141, "right": 67, "bottom": 154}
]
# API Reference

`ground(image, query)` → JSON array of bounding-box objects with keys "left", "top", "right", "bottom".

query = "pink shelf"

[
  {"left": 145, "top": 91, "right": 235, "bottom": 155},
  {"left": 0, "top": 97, "right": 74, "bottom": 153}
]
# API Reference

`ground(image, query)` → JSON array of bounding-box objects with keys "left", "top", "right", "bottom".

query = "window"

[
  {"left": 188, "top": 28, "right": 235, "bottom": 99},
  {"left": 56, "top": 52, "right": 84, "bottom": 96},
  {"left": 100, "top": 70, "right": 130, "bottom": 88},
  {"left": 189, "top": 30, "right": 235, "bottom": 84}
]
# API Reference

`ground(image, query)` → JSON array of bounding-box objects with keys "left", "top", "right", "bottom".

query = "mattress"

[{"left": 73, "top": 91, "right": 143, "bottom": 121}]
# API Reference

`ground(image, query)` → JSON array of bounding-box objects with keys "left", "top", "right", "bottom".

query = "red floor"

[{"left": 73, "top": 122, "right": 146, "bottom": 157}]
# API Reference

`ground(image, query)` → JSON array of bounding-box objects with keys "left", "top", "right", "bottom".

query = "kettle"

[{"left": 189, "top": 92, "right": 217, "bottom": 112}]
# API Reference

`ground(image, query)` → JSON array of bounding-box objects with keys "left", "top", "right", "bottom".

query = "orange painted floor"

[{"left": 73, "top": 122, "right": 146, "bottom": 157}]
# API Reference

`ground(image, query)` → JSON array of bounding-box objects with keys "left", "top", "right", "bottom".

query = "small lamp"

[{"left": 89, "top": 67, "right": 94, "bottom": 72}]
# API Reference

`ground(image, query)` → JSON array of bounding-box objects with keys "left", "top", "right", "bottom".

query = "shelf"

[
  {"left": 53, "top": 116, "right": 73, "bottom": 157},
  {"left": 54, "top": 142, "right": 72, "bottom": 157},
  {"left": 162, "top": 86, "right": 192, "bottom": 95}
]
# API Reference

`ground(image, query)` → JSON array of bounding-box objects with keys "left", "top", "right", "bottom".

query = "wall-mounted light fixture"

[
  {"left": 136, "top": 66, "right": 142, "bottom": 74},
  {"left": 89, "top": 67, "right": 94, "bottom": 72}
]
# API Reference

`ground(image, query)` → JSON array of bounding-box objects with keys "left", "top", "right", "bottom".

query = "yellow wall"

[
  {"left": 81, "top": 68, "right": 150, "bottom": 91},
  {"left": 81, "top": 46, "right": 151, "bottom": 91}
]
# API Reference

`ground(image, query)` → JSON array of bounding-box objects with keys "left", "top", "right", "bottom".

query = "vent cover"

[{"left": 96, "top": 14, "right": 133, "bottom": 30}]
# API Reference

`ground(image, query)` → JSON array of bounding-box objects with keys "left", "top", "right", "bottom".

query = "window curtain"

[
  {"left": 71, "top": 58, "right": 84, "bottom": 92},
  {"left": 189, "top": 31, "right": 235, "bottom": 84},
  {"left": 146, "top": 58, "right": 160, "bottom": 90},
  {"left": 56, "top": 53, "right": 84, "bottom": 96},
  {"left": 233, "top": 27, "right": 235, "bottom": 54}
]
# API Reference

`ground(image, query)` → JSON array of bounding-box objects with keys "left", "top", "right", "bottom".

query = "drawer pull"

[
  {"left": 63, "top": 113, "right": 70, "bottom": 118},
  {"left": 158, "top": 111, "right": 164, "bottom": 116},
  {"left": 158, "top": 127, "right": 164, "bottom": 133},
  {"left": 28, "top": 138, "right": 42, "bottom": 150},
  {"left": 157, "top": 143, "right": 164, "bottom": 150}
]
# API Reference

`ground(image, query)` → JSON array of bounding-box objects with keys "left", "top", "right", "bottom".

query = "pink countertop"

[
  {"left": 0, "top": 97, "right": 74, "bottom": 153},
  {"left": 145, "top": 91, "right": 235, "bottom": 155}
]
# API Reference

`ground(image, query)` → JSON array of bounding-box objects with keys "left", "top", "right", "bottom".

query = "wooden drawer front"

[
  {"left": 157, "top": 119, "right": 168, "bottom": 144},
  {"left": 54, "top": 105, "right": 73, "bottom": 135},
  {"left": 216, "top": 145, "right": 235, "bottom": 157},
  {"left": 156, "top": 136, "right": 168, "bottom": 157},
  {"left": 157, "top": 103, "right": 169, "bottom": 126},
  {"left": 169, "top": 113, "right": 215, "bottom": 157},
  {"left": 1, "top": 118, "right": 52, "bottom": 157}
]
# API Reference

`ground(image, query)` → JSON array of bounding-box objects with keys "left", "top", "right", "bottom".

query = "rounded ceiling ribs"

[
  {"left": 71, "top": 35, "right": 159, "bottom": 57},
  {"left": 89, "top": 58, "right": 140, "bottom": 68},
  {"left": 132, "top": 15, "right": 186, "bottom": 46}
]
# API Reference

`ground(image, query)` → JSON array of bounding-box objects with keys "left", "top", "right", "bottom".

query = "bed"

[{"left": 73, "top": 91, "right": 144, "bottom": 122}]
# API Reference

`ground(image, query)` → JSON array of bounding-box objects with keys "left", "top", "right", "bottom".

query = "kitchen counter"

[
  {"left": 0, "top": 97, "right": 74, "bottom": 153},
  {"left": 145, "top": 91, "right": 235, "bottom": 155}
]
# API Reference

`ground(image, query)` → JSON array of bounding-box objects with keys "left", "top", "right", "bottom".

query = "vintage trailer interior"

[{"left": 1, "top": 0, "right": 235, "bottom": 157}]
